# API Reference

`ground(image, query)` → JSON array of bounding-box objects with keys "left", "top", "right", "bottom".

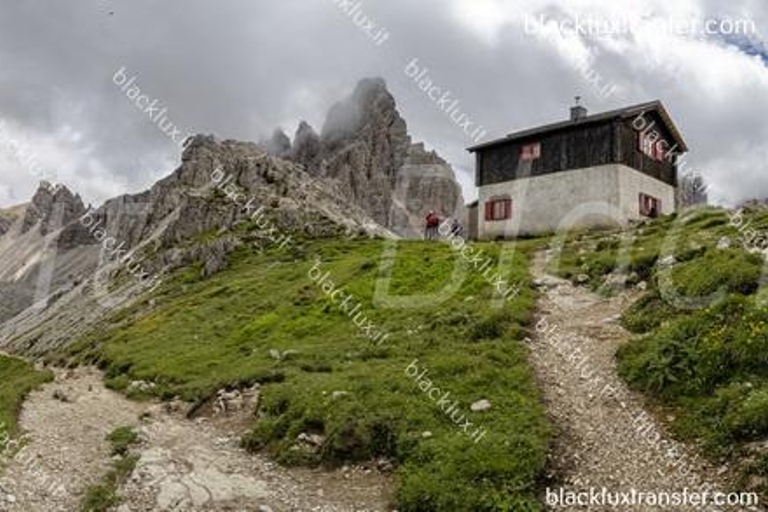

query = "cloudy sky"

[{"left": 0, "top": 0, "right": 766, "bottom": 208}]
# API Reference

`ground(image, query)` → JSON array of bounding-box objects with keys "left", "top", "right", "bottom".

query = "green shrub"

[
  {"left": 620, "top": 290, "right": 680, "bottom": 333},
  {"left": 108, "top": 426, "right": 139, "bottom": 456},
  {"left": 619, "top": 295, "right": 768, "bottom": 397},
  {"left": 81, "top": 455, "right": 139, "bottom": 512},
  {"left": 667, "top": 249, "right": 763, "bottom": 298}
]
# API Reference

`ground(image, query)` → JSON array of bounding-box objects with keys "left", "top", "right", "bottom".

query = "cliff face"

[
  {"left": 21, "top": 182, "right": 86, "bottom": 235},
  {"left": 0, "top": 136, "right": 393, "bottom": 355},
  {"left": 0, "top": 77, "right": 463, "bottom": 355},
  {"left": 289, "top": 78, "right": 465, "bottom": 237},
  {"left": 0, "top": 204, "right": 26, "bottom": 238}
]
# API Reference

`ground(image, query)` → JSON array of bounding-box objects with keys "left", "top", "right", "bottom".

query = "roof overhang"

[{"left": 467, "top": 100, "right": 688, "bottom": 154}]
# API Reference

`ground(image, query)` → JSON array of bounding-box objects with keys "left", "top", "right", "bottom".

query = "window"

[
  {"left": 485, "top": 197, "right": 512, "bottom": 222},
  {"left": 520, "top": 142, "right": 541, "bottom": 161},
  {"left": 639, "top": 132, "right": 655, "bottom": 159},
  {"left": 638, "top": 132, "right": 667, "bottom": 162},
  {"left": 639, "top": 193, "right": 661, "bottom": 218}
]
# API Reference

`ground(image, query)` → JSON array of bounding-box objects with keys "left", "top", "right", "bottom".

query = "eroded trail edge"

[{"left": 0, "top": 368, "right": 392, "bottom": 511}]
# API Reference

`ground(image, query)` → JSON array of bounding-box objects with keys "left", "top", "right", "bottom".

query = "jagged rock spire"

[{"left": 21, "top": 181, "right": 86, "bottom": 235}]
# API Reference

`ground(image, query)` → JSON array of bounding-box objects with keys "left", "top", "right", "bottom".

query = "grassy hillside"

[
  {"left": 63, "top": 238, "right": 550, "bottom": 511},
  {"left": 0, "top": 354, "right": 53, "bottom": 449},
  {"left": 552, "top": 207, "right": 768, "bottom": 496}
]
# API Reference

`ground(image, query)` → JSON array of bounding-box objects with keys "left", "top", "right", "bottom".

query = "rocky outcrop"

[
  {"left": 291, "top": 122, "right": 321, "bottom": 169},
  {"left": 21, "top": 182, "right": 86, "bottom": 235},
  {"left": 289, "top": 78, "right": 464, "bottom": 237},
  {"left": 394, "top": 143, "right": 466, "bottom": 236},
  {"left": 0, "top": 135, "right": 393, "bottom": 356},
  {"left": 262, "top": 129, "right": 292, "bottom": 158},
  {"left": 22, "top": 182, "right": 85, "bottom": 235},
  {"left": 0, "top": 77, "right": 461, "bottom": 355},
  {"left": 0, "top": 204, "right": 25, "bottom": 238},
  {"left": 0, "top": 215, "right": 10, "bottom": 237}
]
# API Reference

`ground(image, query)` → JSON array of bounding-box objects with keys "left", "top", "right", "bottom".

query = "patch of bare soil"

[
  {"left": 0, "top": 368, "right": 147, "bottom": 512},
  {"left": 0, "top": 369, "right": 393, "bottom": 512},
  {"left": 529, "top": 250, "right": 758, "bottom": 511}
]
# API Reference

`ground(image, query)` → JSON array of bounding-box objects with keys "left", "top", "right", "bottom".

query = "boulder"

[
  {"left": 471, "top": 399, "right": 491, "bottom": 412},
  {"left": 658, "top": 255, "right": 677, "bottom": 268},
  {"left": 716, "top": 237, "right": 732, "bottom": 250}
]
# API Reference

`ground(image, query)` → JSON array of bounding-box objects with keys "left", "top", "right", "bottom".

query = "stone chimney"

[{"left": 570, "top": 96, "right": 588, "bottom": 121}]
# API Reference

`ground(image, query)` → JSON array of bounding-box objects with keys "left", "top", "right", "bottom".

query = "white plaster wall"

[
  {"left": 617, "top": 166, "right": 676, "bottom": 220},
  {"left": 477, "top": 164, "right": 675, "bottom": 238}
]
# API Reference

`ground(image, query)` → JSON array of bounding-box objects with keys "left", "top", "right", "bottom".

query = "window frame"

[
  {"left": 639, "top": 193, "right": 661, "bottom": 218},
  {"left": 520, "top": 142, "right": 541, "bottom": 161},
  {"left": 638, "top": 132, "right": 668, "bottom": 162},
  {"left": 485, "top": 196, "right": 512, "bottom": 222}
]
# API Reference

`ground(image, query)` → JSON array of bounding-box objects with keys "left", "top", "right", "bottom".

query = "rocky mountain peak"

[
  {"left": 263, "top": 129, "right": 292, "bottom": 157},
  {"left": 321, "top": 77, "right": 403, "bottom": 146},
  {"left": 21, "top": 181, "right": 86, "bottom": 235},
  {"left": 290, "top": 77, "right": 464, "bottom": 236},
  {"left": 291, "top": 121, "right": 321, "bottom": 168}
]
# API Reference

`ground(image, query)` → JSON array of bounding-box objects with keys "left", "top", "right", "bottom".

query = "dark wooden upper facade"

[{"left": 469, "top": 101, "right": 687, "bottom": 188}]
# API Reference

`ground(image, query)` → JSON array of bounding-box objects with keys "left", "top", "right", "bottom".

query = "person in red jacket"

[{"left": 425, "top": 211, "right": 439, "bottom": 240}]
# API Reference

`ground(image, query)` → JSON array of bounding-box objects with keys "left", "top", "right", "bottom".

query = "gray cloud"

[{"left": 0, "top": 0, "right": 766, "bottom": 208}]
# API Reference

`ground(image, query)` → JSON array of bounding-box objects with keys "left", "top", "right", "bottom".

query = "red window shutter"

[
  {"left": 485, "top": 201, "right": 493, "bottom": 221},
  {"left": 521, "top": 143, "right": 541, "bottom": 161}
]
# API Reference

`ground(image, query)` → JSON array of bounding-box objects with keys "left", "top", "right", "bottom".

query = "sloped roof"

[{"left": 467, "top": 100, "right": 688, "bottom": 153}]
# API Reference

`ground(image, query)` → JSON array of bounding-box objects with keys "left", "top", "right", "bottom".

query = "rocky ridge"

[
  {"left": 0, "top": 78, "right": 463, "bottom": 356},
  {"left": 281, "top": 78, "right": 464, "bottom": 237},
  {"left": 20, "top": 182, "right": 86, "bottom": 236},
  {"left": 0, "top": 134, "right": 392, "bottom": 356}
]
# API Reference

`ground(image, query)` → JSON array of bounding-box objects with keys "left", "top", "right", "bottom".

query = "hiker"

[
  {"left": 425, "top": 211, "right": 440, "bottom": 240},
  {"left": 450, "top": 218, "right": 463, "bottom": 238}
]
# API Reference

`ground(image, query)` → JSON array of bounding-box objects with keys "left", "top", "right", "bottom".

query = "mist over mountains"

[{"left": 0, "top": 78, "right": 462, "bottom": 355}]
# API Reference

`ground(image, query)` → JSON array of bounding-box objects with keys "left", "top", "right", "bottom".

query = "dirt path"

[
  {"left": 0, "top": 368, "right": 392, "bottom": 512},
  {"left": 0, "top": 367, "right": 147, "bottom": 512},
  {"left": 529, "top": 250, "right": 753, "bottom": 511}
]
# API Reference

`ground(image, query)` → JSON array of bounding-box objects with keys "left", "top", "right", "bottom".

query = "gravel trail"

[
  {"left": 529, "top": 250, "right": 755, "bottom": 511},
  {"left": 0, "top": 368, "right": 392, "bottom": 511}
]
